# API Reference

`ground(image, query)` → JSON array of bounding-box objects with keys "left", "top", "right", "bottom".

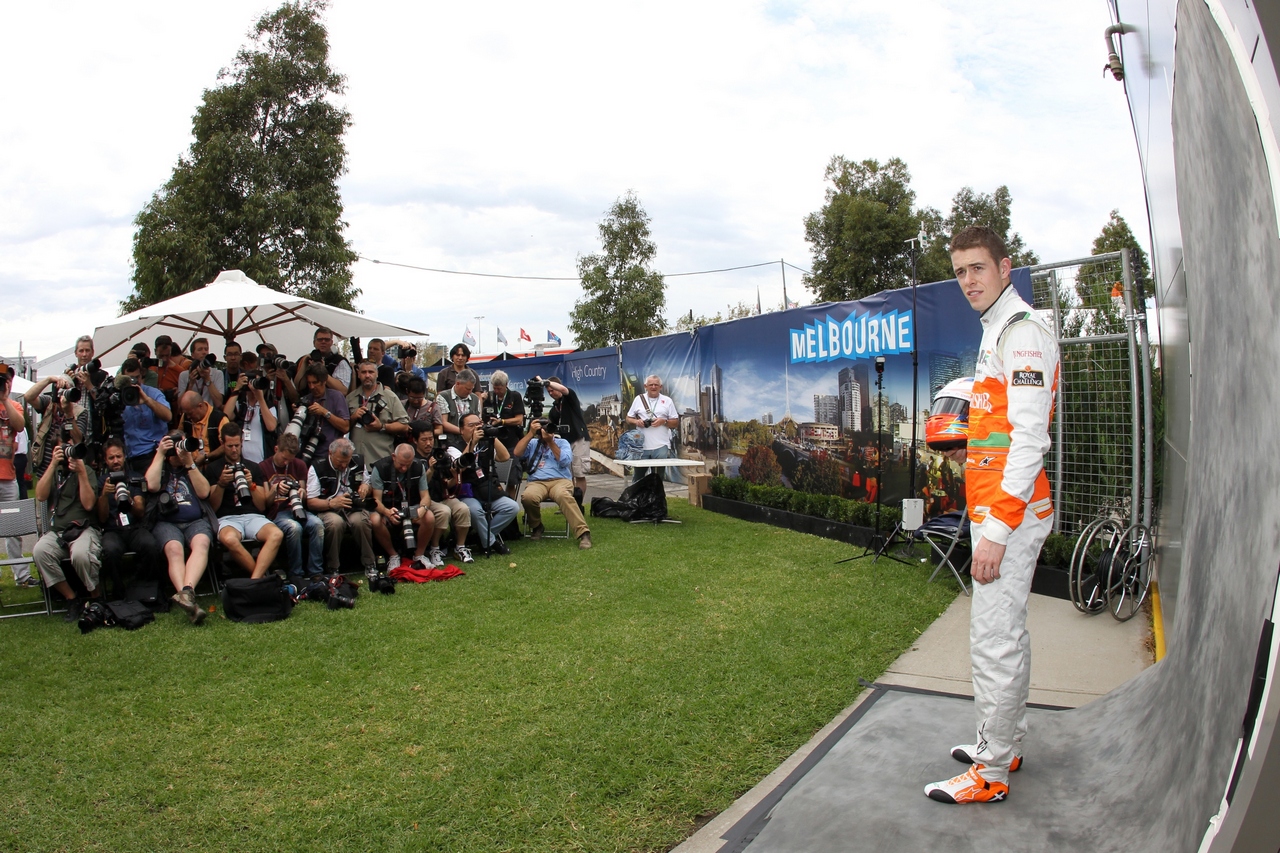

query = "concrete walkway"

[{"left": 673, "top": 591, "right": 1154, "bottom": 853}]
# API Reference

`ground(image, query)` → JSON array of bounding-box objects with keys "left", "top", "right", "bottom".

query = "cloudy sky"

[{"left": 1, "top": 1, "right": 1145, "bottom": 363}]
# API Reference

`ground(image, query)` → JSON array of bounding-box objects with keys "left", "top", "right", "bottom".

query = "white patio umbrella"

[{"left": 92, "top": 270, "right": 428, "bottom": 365}]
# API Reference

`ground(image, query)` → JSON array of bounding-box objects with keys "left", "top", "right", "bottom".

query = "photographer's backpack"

[{"left": 220, "top": 575, "right": 294, "bottom": 623}]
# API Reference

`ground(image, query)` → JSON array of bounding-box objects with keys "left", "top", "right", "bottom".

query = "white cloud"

[{"left": 0, "top": 0, "right": 1147, "bottom": 364}]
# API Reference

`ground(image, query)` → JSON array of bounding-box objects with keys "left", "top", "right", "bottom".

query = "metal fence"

[{"left": 1029, "top": 250, "right": 1155, "bottom": 535}]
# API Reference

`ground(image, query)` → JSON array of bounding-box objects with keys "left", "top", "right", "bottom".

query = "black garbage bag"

[{"left": 590, "top": 472, "right": 668, "bottom": 522}]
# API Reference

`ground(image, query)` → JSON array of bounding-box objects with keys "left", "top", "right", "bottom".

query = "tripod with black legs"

[{"left": 837, "top": 357, "right": 911, "bottom": 565}]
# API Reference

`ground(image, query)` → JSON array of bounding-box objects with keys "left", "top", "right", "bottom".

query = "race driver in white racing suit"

[{"left": 925, "top": 225, "right": 1059, "bottom": 805}]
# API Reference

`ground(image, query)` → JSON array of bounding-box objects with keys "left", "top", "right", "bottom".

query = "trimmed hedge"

[
  {"left": 710, "top": 476, "right": 1076, "bottom": 568},
  {"left": 710, "top": 476, "right": 902, "bottom": 528}
]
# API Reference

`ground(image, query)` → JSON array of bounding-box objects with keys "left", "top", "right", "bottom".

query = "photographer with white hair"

[{"left": 625, "top": 374, "right": 679, "bottom": 482}]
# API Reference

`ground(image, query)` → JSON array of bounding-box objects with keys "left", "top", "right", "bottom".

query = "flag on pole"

[
  {"left": 463, "top": 326, "right": 477, "bottom": 348},
  {"left": 519, "top": 328, "right": 532, "bottom": 342},
  {"left": 496, "top": 327, "right": 509, "bottom": 346},
  {"left": 548, "top": 330, "right": 561, "bottom": 346}
]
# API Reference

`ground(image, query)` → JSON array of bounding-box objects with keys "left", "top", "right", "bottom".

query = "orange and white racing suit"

[{"left": 964, "top": 284, "right": 1059, "bottom": 784}]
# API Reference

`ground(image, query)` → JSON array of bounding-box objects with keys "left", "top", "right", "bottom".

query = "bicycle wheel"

[
  {"left": 1108, "top": 523, "right": 1152, "bottom": 622},
  {"left": 1072, "top": 518, "right": 1124, "bottom": 614}
]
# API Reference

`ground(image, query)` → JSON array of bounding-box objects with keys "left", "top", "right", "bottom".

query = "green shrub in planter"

[
  {"left": 1039, "top": 532, "right": 1072, "bottom": 568},
  {"left": 712, "top": 476, "right": 748, "bottom": 502}
]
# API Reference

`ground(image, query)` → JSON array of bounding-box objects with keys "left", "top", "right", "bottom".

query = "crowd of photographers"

[{"left": 7, "top": 332, "right": 594, "bottom": 626}]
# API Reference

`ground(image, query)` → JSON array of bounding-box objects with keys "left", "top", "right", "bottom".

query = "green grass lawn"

[{"left": 0, "top": 501, "right": 957, "bottom": 852}]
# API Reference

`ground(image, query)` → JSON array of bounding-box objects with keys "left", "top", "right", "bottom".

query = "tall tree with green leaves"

[
  {"left": 569, "top": 192, "right": 668, "bottom": 349},
  {"left": 802, "top": 156, "right": 919, "bottom": 302},
  {"left": 125, "top": 0, "right": 358, "bottom": 314},
  {"left": 916, "top": 185, "right": 1040, "bottom": 283}
]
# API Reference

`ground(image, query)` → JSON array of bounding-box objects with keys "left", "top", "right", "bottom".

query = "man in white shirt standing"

[{"left": 625, "top": 375, "right": 679, "bottom": 483}]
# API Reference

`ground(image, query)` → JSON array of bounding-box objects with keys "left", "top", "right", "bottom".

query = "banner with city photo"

[
  {"left": 628, "top": 269, "right": 1034, "bottom": 519},
  {"left": 422, "top": 269, "right": 1034, "bottom": 521}
]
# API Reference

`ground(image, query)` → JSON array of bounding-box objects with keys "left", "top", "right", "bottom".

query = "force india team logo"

[{"left": 789, "top": 309, "right": 914, "bottom": 364}]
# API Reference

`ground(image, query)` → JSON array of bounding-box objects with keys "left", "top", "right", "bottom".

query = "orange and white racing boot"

[{"left": 924, "top": 765, "right": 1009, "bottom": 804}]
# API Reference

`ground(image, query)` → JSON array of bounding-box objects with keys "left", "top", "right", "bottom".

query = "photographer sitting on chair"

[
  {"left": 260, "top": 432, "right": 325, "bottom": 581},
  {"left": 97, "top": 438, "right": 162, "bottom": 593},
  {"left": 513, "top": 417, "right": 592, "bottom": 550},
  {"left": 33, "top": 439, "right": 102, "bottom": 623},
  {"left": 307, "top": 437, "right": 377, "bottom": 582},
  {"left": 411, "top": 423, "right": 471, "bottom": 567},
  {"left": 449, "top": 413, "right": 515, "bottom": 557},
  {"left": 206, "top": 423, "right": 283, "bottom": 580},
  {"left": 146, "top": 431, "right": 214, "bottom": 625},
  {"left": 369, "top": 444, "right": 435, "bottom": 570}
]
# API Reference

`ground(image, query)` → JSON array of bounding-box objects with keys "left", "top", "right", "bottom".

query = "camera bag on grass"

[
  {"left": 125, "top": 579, "right": 169, "bottom": 612},
  {"left": 220, "top": 575, "right": 294, "bottom": 623},
  {"left": 105, "top": 599, "right": 155, "bottom": 630}
]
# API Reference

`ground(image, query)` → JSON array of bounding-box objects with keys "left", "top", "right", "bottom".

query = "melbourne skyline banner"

[{"left": 428, "top": 270, "right": 1035, "bottom": 516}]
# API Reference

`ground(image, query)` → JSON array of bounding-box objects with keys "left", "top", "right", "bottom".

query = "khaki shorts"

[{"left": 570, "top": 439, "right": 591, "bottom": 478}]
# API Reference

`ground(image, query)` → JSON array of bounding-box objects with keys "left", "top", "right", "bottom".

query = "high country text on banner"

[{"left": 789, "top": 309, "right": 914, "bottom": 364}]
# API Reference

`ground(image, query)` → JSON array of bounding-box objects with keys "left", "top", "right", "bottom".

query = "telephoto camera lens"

[
  {"left": 301, "top": 427, "right": 322, "bottom": 463},
  {"left": 252, "top": 375, "right": 271, "bottom": 391},
  {"left": 400, "top": 500, "right": 416, "bottom": 551},
  {"left": 180, "top": 437, "right": 203, "bottom": 453},
  {"left": 287, "top": 480, "right": 306, "bottom": 520},
  {"left": 233, "top": 464, "right": 252, "bottom": 503},
  {"left": 202, "top": 354, "right": 218, "bottom": 368},
  {"left": 111, "top": 473, "right": 132, "bottom": 527},
  {"left": 284, "top": 406, "right": 308, "bottom": 439},
  {"left": 122, "top": 384, "right": 141, "bottom": 406}
]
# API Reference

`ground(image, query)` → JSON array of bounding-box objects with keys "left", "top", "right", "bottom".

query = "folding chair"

[
  {"left": 0, "top": 498, "right": 49, "bottom": 618},
  {"left": 516, "top": 466, "right": 571, "bottom": 540},
  {"left": 912, "top": 511, "right": 972, "bottom": 596}
]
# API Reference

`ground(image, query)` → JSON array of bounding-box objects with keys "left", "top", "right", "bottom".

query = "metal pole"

[
  {"left": 1049, "top": 269, "right": 1064, "bottom": 533},
  {"left": 909, "top": 242, "right": 919, "bottom": 500},
  {"left": 1137, "top": 280, "right": 1155, "bottom": 532},
  {"left": 1120, "top": 249, "right": 1141, "bottom": 526}
]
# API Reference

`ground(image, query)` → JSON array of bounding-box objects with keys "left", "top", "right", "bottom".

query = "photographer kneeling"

[
  {"left": 369, "top": 444, "right": 435, "bottom": 570},
  {"left": 453, "top": 413, "right": 519, "bottom": 556},
  {"left": 146, "top": 432, "right": 215, "bottom": 625},
  {"left": 513, "top": 418, "right": 592, "bottom": 550},
  {"left": 206, "top": 423, "right": 283, "bottom": 579},
  {"left": 97, "top": 438, "right": 162, "bottom": 593},
  {"left": 308, "top": 437, "right": 377, "bottom": 582}
]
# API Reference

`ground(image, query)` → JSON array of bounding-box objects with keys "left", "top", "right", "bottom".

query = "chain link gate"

[{"left": 1028, "top": 250, "right": 1155, "bottom": 537}]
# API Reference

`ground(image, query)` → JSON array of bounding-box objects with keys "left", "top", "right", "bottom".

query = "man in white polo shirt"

[{"left": 625, "top": 375, "right": 679, "bottom": 483}]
